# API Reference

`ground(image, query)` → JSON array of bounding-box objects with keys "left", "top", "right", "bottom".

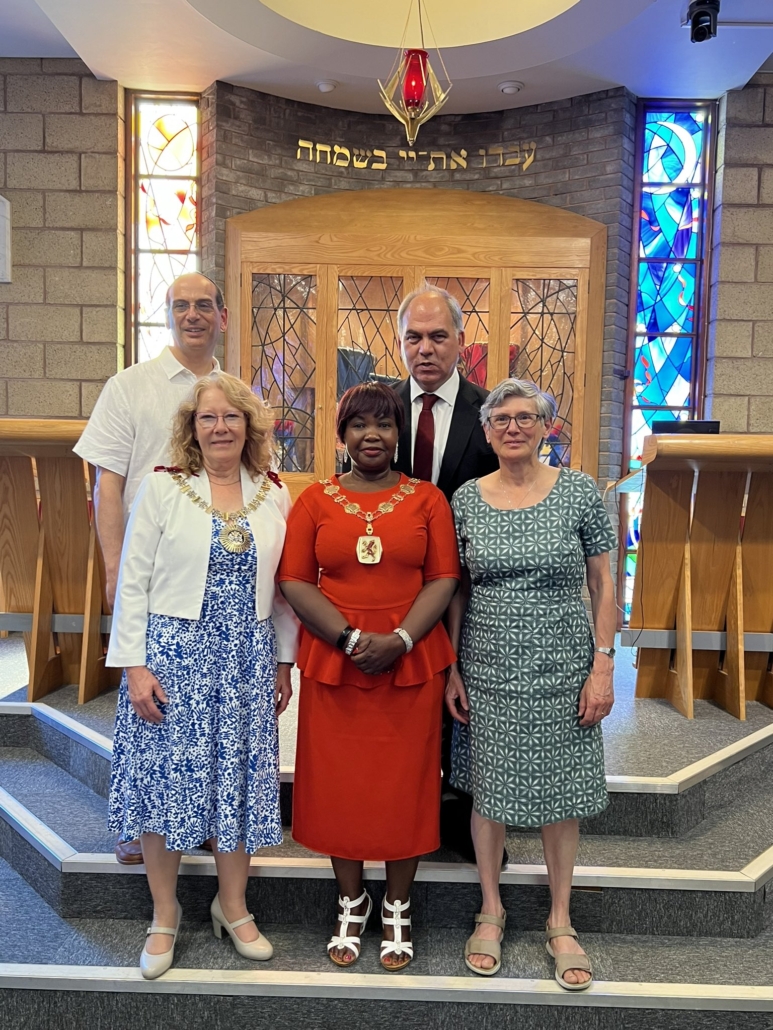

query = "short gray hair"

[
  {"left": 480, "top": 378, "right": 557, "bottom": 426},
  {"left": 397, "top": 284, "right": 463, "bottom": 336}
]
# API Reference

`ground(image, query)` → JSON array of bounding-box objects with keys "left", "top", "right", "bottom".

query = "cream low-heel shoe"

[
  {"left": 140, "top": 902, "right": 182, "bottom": 980},
  {"left": 211, "top": 893, "right": 273, "bottom": 960}
]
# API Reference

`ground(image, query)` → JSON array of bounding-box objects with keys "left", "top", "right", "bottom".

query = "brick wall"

[
  {"left": 201, "top": 82, "right": 637, "bottom": 484},
  {"left": 0, "top": 58, "right": 124, "bottom": 418},
  {"left": 706, "top": 70, "right": 773, "bottom": 431}
]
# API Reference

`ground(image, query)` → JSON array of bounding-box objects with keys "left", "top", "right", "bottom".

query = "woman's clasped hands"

[{"left": 349, "top": 631, "right": 407, "bottom": 675}]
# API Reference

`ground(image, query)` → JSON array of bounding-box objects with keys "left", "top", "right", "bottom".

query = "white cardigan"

[{"left": 106, "top": 465, "right": 299, "bottom": 668}]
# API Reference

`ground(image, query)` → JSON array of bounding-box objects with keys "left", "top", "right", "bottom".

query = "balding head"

[
  {"left": 165, "top": 272, "right": 225, "bottom": 316},
  {"left": 165, "top": 272, "right": 228, "bottom": 368}
]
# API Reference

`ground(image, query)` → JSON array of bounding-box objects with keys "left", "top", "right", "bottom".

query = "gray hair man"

[{"left": 392, "top": 284, "right": 498, "bottom": 502}]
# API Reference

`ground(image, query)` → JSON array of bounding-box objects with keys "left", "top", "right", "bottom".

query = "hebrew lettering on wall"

[{"left": 296, "top": 139, "right": 538, "bottom": 173}]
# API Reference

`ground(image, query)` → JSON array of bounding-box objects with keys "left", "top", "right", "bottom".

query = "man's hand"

[
  {"left": 126, "top": 666, "right": 168, "bottom": 723},
  {"left": 93, "top": 468, "right": 126, "bottom": 612}
]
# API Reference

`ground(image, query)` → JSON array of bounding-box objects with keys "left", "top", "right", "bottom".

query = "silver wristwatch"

[{"left": 595, "top": 646, "right": 616, "bottom": 659}]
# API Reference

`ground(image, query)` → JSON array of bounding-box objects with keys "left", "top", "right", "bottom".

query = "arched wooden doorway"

[{"left": 225, "top": 189, "right": 607, "bottom": 498}]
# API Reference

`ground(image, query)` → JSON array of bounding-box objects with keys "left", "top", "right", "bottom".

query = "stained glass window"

[
  {"left": 622, "top": 104, "right": 714, "bottom": 620},
  {"left": 131, "top": 96, "right": 200, "bottom": 363},
  {"left": 510, "top": 279, "right": 577, "bottom": 467},
  {"left": 251, "top": 273, "right": 317, "bottom": 473}
]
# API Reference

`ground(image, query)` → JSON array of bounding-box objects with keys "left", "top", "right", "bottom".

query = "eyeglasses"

[
  {"left": 195, "top": 413, "right": 245, "bottom": 429},
  {"left": 487, "top": 413, "right": 544, "bottom": 431},
  {"left": 170, "top": 300, "right": 217, "bottom": 314}
]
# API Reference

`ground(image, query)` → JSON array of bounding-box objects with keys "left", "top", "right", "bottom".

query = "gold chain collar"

[
  {"left": 170, "top": 472, "right": 272, "bottom": 553},
  {"left": 321, "top": 476, "right": 420, "bottom": 525}
]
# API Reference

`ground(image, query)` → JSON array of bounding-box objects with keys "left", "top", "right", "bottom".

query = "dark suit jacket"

[{"left": 392, "top": 375, "right": 499, "bottom": 503}]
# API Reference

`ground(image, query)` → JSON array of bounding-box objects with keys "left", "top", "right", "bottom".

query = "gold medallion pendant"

[
  {"left": 169, "top": 472, "right": 274, "bottom": 554},
  {"left": 219, "top": 521, "right": 251, "bottom": 554},
  {"left": 356, "top": 534, "right": 383, "bottom": 564},
  {"left": 322, "top": 476, "right": 420, "bottom": 564}
]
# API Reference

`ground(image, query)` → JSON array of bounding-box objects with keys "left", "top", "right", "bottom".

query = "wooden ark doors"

[{"left": 225, "top": 190, "right": 607, "bottom": 499}]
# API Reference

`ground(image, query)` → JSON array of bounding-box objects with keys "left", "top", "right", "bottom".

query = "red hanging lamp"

[{"left": 378, "top": 1, "right": 452, "bottom": 145}]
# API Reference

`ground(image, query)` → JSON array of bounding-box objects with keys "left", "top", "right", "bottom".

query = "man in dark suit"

[{"left": 391, "top": 285, "right": 501, "bottom": 864}]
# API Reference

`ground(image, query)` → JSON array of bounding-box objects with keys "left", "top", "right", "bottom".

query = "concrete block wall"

[
  {"left": 201, "top": 82, "right": 637, "bottom": 485},
  {"left": 0, "top": 58, "right": 124, "bottom": 418},
  {"left": 707, "top": 70, "right": 773, "bottom": 432}
]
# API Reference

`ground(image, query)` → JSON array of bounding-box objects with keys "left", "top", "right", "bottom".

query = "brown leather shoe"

[{"left": 114, "top": 837, "right": 144, "bottom": 864}]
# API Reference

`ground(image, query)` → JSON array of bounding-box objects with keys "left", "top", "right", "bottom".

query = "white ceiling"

[{"left": 3, "top": 0, "right": 773, "bottom": 114}]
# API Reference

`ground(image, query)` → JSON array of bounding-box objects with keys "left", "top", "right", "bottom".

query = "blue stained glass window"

[
  {"left": 623, "top": 103, "right": 713, "bottom": 622},
  {"left": 642, "top": 111, "right": 705, "bottom": 184},
  {"left": 637, "top": 261, "right": 696, "bottom": 335},
  {"left": 640, "top": 188, "right": 700, "bottom": 262},
  {"left": 633, "top": 335, "right": 692, "bottom": 407}
]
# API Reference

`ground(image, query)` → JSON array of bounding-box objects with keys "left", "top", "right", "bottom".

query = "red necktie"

[{"left": 413, "top": 393, "right": 438, "bottom": 481}]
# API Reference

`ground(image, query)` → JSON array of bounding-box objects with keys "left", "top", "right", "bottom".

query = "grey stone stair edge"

[
  {"left": 1, "top": 753, "right": 773, "bottom": 939},
  {"left": 6, "top": 743, "right": 773, "bottom": 878},
  {"left": 6, "top": 703, "right": 773, "bottom": 840},
  {"left": 2, "top": 852, "right": 773, "bottom": 994},
  {"left": 2, "top": 988, "right": 772, "bottom": 1030},
  {"left": 6, "top": 736, "right": 773, "bottom": 876}
]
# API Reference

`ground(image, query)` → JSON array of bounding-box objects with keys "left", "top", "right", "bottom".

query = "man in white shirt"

[
  {"left": 74, "top": 271, "right": 226, "bottom": 863},
  {"left": 392, "top": 285, "right": 501, "bottom": 866}
]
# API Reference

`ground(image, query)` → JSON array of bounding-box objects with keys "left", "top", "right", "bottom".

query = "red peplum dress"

[{"left": 278, "top": 474, "right": 460, "bottom": 862}]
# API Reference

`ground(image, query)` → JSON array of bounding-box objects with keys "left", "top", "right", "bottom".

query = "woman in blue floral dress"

[{"left": 107, "top": 373, "right": 298, "bottom": 979}]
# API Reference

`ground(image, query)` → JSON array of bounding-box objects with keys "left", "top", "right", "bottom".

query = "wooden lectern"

[
  {"left": 0, "top": 419, "right": 118, "bottom": 704},
  {"left": 623, "top": 434, "right": 773, "bottom": 720}
]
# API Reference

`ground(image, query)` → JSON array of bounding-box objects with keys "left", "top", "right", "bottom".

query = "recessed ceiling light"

[
  {"left": 498, "top": 81, "right": 524, "bottom": 95},
  {"left": 317, "top": 80, "right": 338, "bottom": 93}
]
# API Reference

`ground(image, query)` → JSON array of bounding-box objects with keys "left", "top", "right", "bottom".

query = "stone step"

[
  {"left": 5, "top": 694, "right": 773, "bottom": 839},
  {"left": 0, "top": 857, "right": 772, "bottom": 1030},
  {"left": 1, "top": 740, "right": 772, "bottom": 937}
]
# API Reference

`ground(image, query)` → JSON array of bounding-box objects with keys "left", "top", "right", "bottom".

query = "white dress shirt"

[
  {"left": 106, "top": 466, "right": 299, "bottom": 668},
  {"left": 409, "top": 369, "right": 461, "bottom": 485},
  {"left": 74, "top": 346, "right": 221, "bottom": 520}
]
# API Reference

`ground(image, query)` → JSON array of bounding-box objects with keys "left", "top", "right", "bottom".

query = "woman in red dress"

[{"left": 279, "top": 382, "right": 459, "bottom": 971}]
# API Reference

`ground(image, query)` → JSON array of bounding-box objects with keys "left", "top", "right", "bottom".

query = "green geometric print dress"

[{"left": 450, "top": 468, "right": 617, "bottom": 827}]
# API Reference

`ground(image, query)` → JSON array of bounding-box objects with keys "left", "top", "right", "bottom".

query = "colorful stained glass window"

[
  {"left": 510, "top": 279, "right": 577, "bottom": 467},
  {"left": 251, "top": 273, "right": 317, "bottom": 474},
  {"left": 623, "top": 105, "right": 713, "bottom": 620},
  {"left": 133, "top": 97, "right": 199, "bottom": 363}
]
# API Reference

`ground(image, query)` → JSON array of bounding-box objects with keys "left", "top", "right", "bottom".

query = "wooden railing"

[
  {"left": 0, "top": 419, "right": 118, "bottom": 703},
  {"left": 621, "top": 434, "right": 773, "bottom": 720}
]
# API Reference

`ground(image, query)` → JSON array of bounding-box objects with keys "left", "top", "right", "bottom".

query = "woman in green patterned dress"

[{"left": 446, "top": 378, "right": 617, "bottom": 989}]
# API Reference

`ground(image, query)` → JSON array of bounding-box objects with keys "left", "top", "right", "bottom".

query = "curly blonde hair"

[{"left": 169, "top": 373, "right": 276, "bottom": 478}]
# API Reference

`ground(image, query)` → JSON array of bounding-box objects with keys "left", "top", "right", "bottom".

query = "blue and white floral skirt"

[{"left": 108, "top": 516, "right": 282, "bottom": 853}]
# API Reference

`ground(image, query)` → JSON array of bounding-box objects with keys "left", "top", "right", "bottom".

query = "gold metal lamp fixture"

[{"left": 378, "top": 0, "right": 452, "bottom": 145}]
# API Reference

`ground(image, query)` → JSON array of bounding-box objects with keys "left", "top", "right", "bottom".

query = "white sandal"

[
  {"left": 327, "top": 890, "right": 372, "bottom": 967},
  {"left": 380, "top": 897, "right": 414, "bottom": 971}
]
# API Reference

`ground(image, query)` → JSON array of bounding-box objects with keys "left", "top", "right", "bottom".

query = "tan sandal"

[
  {"left": 464, "top": 911, "right": 506, "bottom": 976},
  {"left": 545, "top": 922, "right": 593, "bottom": 991}
]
